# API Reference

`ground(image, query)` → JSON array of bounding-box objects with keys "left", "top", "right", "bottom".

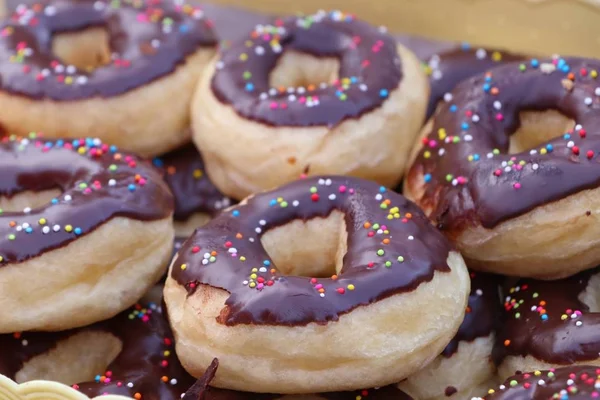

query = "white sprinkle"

[
  {"left": 255, "top": 46, "right": 265, "bottom": 55},
  {"left": 443, "top": 93, "right": 453, "bottom": 102},
  {"left": 23, "top": 207, "right": 31, "bottom": 214},
  {"left": 493, "top": 101, "right": 502, "bottom": 110},
  {"left": 328, "top": 194, "right": 336, "bottom": 200},
  {"left": 292, "top": 201, "right": 299, "bottom": 207},
  {"left": 42, "top": 226, "right": 50, "bottom": 234},
  {"left": 255, "top": 227, "right": 261, "bottom": 234},
  {"left": 532, "top": 163, "right": 539, "bottom": 170},
  {"left": 585, "top": 97, "right": 593, "bottom": 106},
  {"left": 408, "top": 235, "right": 414, "bottom": 240},
  {"left": 475, "top": 48, "right": 487, "bottom": 59},
  {"left": 259, "top": 219, "right": 266, "bottom": 226},
  {"left": 53, "top": 225, "right": 60, "bottom": 232}
]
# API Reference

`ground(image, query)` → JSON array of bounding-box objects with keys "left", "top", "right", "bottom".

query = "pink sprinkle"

[
  {"left": 513, "top": 182, "right": 521, "bottom": 190},
  {"left": 338, "top": 185, "right": 347, "bottom": 193}
]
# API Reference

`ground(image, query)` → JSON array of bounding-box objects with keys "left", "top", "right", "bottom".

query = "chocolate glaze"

[
  {"left": 442, "top": 271, "right": 502, "bottom": 357},
  {"left": 183, "top": 359, "right": 413, "bottom": 400},
  {"left": 172, "top": 176, "right": 454, "bottom": 326},
  {"left": 153, "top": 144, "right": 232, "bottom": 221},
  {"left": 409, "top": 57, "right": 600, "bottom": 230},
  {"left": 0, "top": 0, "right": 216, "bottom": 100},
  {"left": 494, "top": 268, "right": 600, "bottom": 365},
  {"left": 481, "top": 366, "right": 600, "bottom": 400},
  {"left": 0, "top": 301, "right": 196, "bottom": 399},
  {"left": 0, "top": 136, "right": 173, "bottom": 263},
  {"left": 424, "top": 46, "right": 525, "bottom": 118},
  {"left": 211, "top": 10, "right": 402, "bottom": 127}
]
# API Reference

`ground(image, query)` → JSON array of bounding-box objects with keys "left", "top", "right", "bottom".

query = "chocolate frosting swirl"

[
  {"left": 424, "top": 46, "right": 524, "bottom": 118},
  {"left": 479, "top": 365, "right": 600, "bottom": 400},
  {"left": 0, "top": 0, "right": 216, "bottom": 100},
  {"left": 153, "top": 144, "right": 233, "bottom": 221},
  {"left": 182, "top": 359, "right": 412, "bottom": 400},
  {"left": 494, "top": 268, "right": 600, "bottom": 365},
  {"left": 0, "top": 301, "right": 195, "bottom": 399},
  {"left": 0, "top": 135, "right": 173, "bottom": 264},
  {"left": 211, "top": 10, "right": 402, "bottom": 127},
  {"left": 409, "top": 57, "right": 600, "bottom": 230},
  {"left": 442, "top": 271, "right": 502, "bottom": 357},
  {"left": 171, "top": 176, "right": 454, "bottom": 326}
]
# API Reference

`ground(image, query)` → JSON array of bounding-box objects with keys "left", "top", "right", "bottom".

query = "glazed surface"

[
  {"left": 494, "top": 268, "right": 600, "bottom": 364},
  {"left": 153, "top": 144, "right": 232, "bottom": 221},
  {"left": 409, "top": 57, "right": 600, "bottom": 229},
  {"left": 480, "top": 365, "right": 600, "bottom": 400},
  {"left": 172, "top": 176, "right": 453, "bottom": 326},
  {"left": 0, "top": 0, "right": 216, "bottom": 100},
  {"left": 211, "top": 10, "right": 402, "bottom": 126},
  {"left": 0, "top": 135, "right": 172, "bottom": 263},
  {"left": 0, "top": 302, "right": 195, "bottom": 399}
]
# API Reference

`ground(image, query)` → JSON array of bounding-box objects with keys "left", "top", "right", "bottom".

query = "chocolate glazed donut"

[
  {"left": 474, "top": 365, "right": 600, "bottom": 400},
  {"left": 0, "top": 0, "right": 217, "bottom": 156},
  {"left": 0, "top": 135, "right": 174, "bottom": 333},
  {"left": 192, "top": 10, "right": 429, "bottom": 200},
  {"left": 398, "top": 271, "right": 502, "bottom": 399},
  {"left": 182, "top": 359, "right": 413, "bottom": 400},
  {"left": 0, "top": 302, "right": 195, "bottom": 400},
  {"left": 405, "top": 56, "right": 600, "bottom": 278},
  {"left": 153, "top": 143, "right": 233, "bottom": 238},
  {"left": 494, "top": 268, "right": 600, "bottom": 380},
  {"left": 164, "top": 175, "right": 469, "bottom": 393}
]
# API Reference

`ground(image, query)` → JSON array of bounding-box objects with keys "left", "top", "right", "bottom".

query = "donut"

[
  {"left": 0, "top": 0, "right": 216, "bottom": 157},
  {"left": 164, "top": 175, "right": 469, "bottom": 393},
  {"left": 473, "top": 365, "right": 600, "bottom": 400},
  {"left": 494, "top": 267, "right": 600, "bottom": 380},
  {"left": 153, "top": 143, "right": 233, "bottom": 238},
  {"left": 0, "top": 300, "right": 196, "bottom": 400},
  {"left": 182, "top": 359, "right": 413, "bottom": 400},
  {"left": 423, "top": 45, "right": 524, "bottom": 118},
  {"left": 398, "top": 271, "right": 502, "bottom": 399},
  {"left": 191, "top": 10, "right": 429, "bottom": 200},
  {"left": 405, "top": 56, "right": 600, "bottom": 278},
  {"left": 0, "top": 135, "right": 174, "bottom": 333}
]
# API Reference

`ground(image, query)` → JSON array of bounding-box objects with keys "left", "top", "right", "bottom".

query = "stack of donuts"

[{"left": 0, "top": 0, "right": 598, "bottom": 399}]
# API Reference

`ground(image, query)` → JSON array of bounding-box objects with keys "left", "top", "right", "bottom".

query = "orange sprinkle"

[{"left": 504, "top": 340, "right": 511, "bottom": 346}]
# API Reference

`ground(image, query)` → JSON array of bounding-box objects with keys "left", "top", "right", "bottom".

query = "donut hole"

[
  {"left": 0, "top": 189, "right": 62, "bottom": 212},
  {"left": 260, "top": 210, "right": 347, "bottom": 278},
  {"left": 508, "top": 110, "right": 575, "bottom": 154},
  {"left": 14, "top": 331, "right": 121, "bottom": 384},
  {"left": 52, "top": 27, "right": 111, "bottom": 70},
  {"left": 269, "top": 51, "right": 340, "bottom": 89}
]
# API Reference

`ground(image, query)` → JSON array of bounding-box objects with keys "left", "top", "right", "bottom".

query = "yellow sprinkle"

[
  {"left": 180, "top": 264, "right": 187, "bottom": 270},
  {"left": 39, "top": 218, "right": 46, "bottom": 225},
  {"left": 65, "top": 225, "right": 73, "bottom": 232},
  {"left": 347, "top": 284, "right": 355, "bottom": 291},
  {"left": 492, "top": 51, "right": 502, "bottom": 62},
  {"left": 423, "top": 151, "right": 431, "bottom": 159},
  {"left": 193, "top": 169, "right": 203, "bottom": 179}
]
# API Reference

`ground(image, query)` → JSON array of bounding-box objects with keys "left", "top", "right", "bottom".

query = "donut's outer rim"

[{"left": 0, "top": 375, "right": 130, "bottom": 400}]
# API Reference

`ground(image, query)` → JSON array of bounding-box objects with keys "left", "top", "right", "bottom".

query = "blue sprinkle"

[
  {"left": 109, "top": 145, "right": 118, "bottom": 153},
  {"left": 152, "top": 158, "right": 164, "bottom": 167},
  {"left": 461, "top": 42, "right": 471, "bottom": 51},
  {"left": 483, "top": 83, "right": 491, "bottom": 92},
  {"left": 51, "top": 198, "right": 59, "bottom": 205},
  {"left": 424, "top": 173, "right": 432, "bottom": 183},
  {"left": 379, "top": 89, "right": 389, "bottom": 98},
  {"left": 263, "top": 260, "right": 271, "bottom": 266},
  {"left": 546, "top": 144, "right": 554, "bottom": 152},
  {"left": 232, "top": 210, "right": 240, "bottom": 217},
  {"left": 530, "top": 59, "right": 539, "bottom": 68},
  {"left": 269, "top": 199, "right": 277, "bottom": 207},
  {"left": 179, "top": 24, "right": 189, "bottom": 33},
  {"left": 379, "top": 186, "right": 386, "bottom": 193},
  {"left": 449, "top": 105, "right": 458, "bottom": 113},
  {"left": 461, "top": 122, "right": 469, "bottom": 130},
  {"left": 563, "top": 134, "right": 571, "bottom": 140},
  {"left": 128, "top": 184, "right": 136, "bottom": 192},
  {"left": 245, "top": 83, "right": 254, "bottom": 92}
]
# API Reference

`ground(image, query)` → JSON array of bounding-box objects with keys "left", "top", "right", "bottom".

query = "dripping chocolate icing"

[
  {"left": 172, "top": 176, "right": 454, "bottom": 326},
  {"left": 0, "top": 137, "right": 173, "bottom": 263},
  {"left": 0, "top": 301, "right": 196, "bottom": 399},
  {"left": 0, "top": 0, "right": 216, "bottom": 100}
]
